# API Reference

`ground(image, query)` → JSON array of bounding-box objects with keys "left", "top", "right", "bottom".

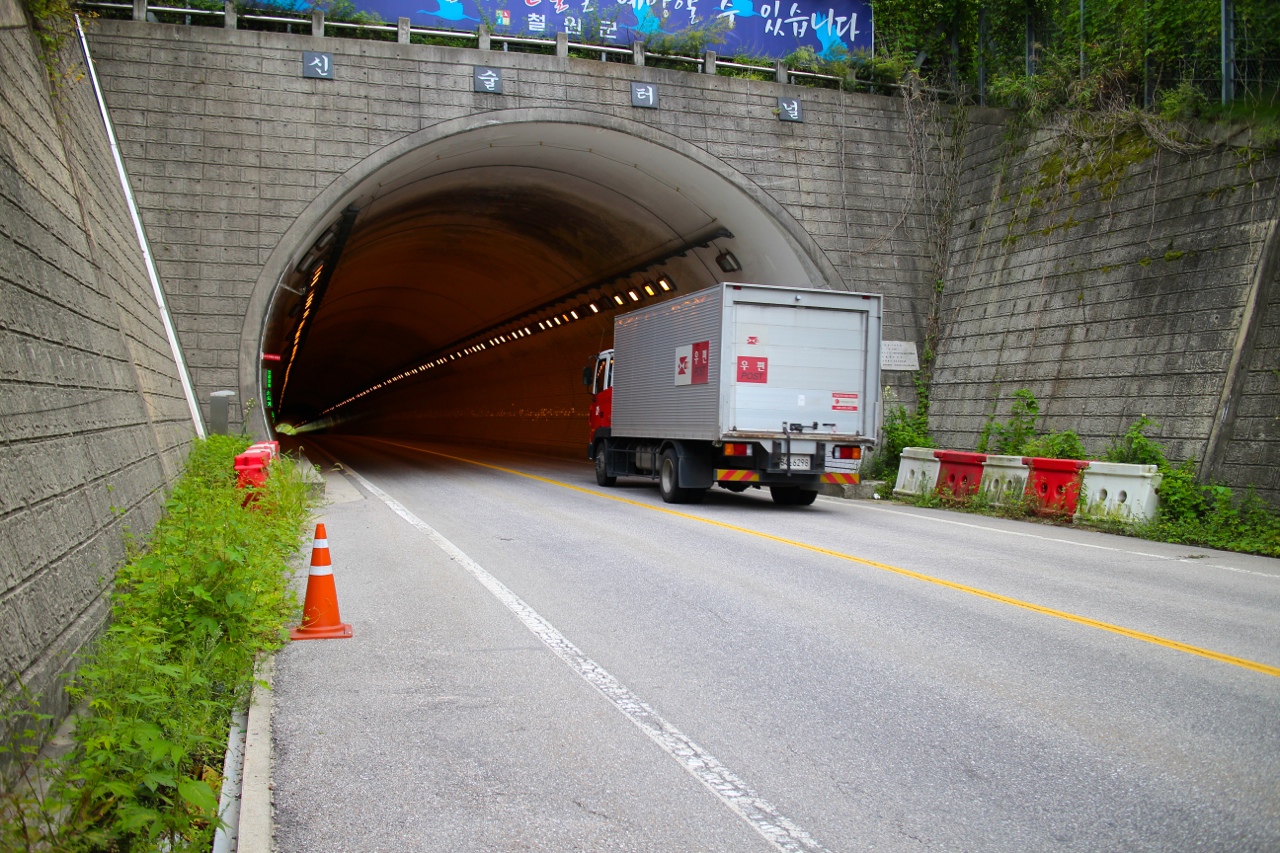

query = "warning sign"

[
  {"left": 831, "top": 392, "right": 859, "bottom": 411},
  {"left": 737, "top": 357, "right": 768, "bottom": 384}
]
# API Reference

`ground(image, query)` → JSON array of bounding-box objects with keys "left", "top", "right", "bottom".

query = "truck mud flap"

[{"left": 677, "top": 452, "right": 715, "bottom": 489}]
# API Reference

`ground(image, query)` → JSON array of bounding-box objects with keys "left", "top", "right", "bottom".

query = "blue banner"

[{"left": 350, "top": 0, "right": 872, "bottom": 61}]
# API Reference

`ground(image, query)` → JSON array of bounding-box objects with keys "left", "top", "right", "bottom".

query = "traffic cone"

[{"left": 290, "top": 523, "right": 353, "bottom": 640}]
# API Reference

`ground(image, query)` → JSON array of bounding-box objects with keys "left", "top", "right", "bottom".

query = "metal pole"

[
  {"left": 978, "top": 5, "right": 987, "bottom": 105},
  {"left": 1143, "top": 0, "right": 1150, "bottom": 108},
  {"left": 1221, "top": 0, "right": 1234, "bottom": 105},
  {"left": 1025, "top": 10, "right": 1035, "bottom": 77},
  {"left": 76, "top": 15, "right": 207, "bottom": 438},
  {"left": 1079, "top": 0, "right": 1085, "bottom": 81}
]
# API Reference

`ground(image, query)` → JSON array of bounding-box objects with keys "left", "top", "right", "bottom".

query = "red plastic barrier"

[
  {"left": 1023, "top": 457, "right": 1089, "bottom": 517},
  {"left": 234, "top": 448, "right": 272, "bottom": 490},
  {"left": 934, "top": 450, "right": 986, "bottom": 499},
  {"left": 247, "top": 440, "right": 280, "bottom": 459}
]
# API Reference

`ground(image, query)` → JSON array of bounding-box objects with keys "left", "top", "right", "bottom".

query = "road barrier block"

[
  {"left": 893, "top": 447, "right": 941, "bottom": 496},
  {"left": 1023, "top": 457, "right": 1088, "bottom": 517},
  {"left": 234, "top": 448, "right": 272, "bottom": 490},
  {"left": 980, "top": 455, "right": 1030, "bottom": 506},
  {"left": 935, "top": 450, "right": 986, "bottom": 499},
  {"left": 1075, "top": 461, "right": 1163, "bottom": 523}
]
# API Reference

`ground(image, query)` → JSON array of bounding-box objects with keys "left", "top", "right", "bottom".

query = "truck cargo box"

[{"left": 611, "top": 283, "right": 882, "bottom": 444}]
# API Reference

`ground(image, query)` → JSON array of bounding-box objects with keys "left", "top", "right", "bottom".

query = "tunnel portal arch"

[{"left": 241, "top": 108, "right": 846, "bottom": 450}]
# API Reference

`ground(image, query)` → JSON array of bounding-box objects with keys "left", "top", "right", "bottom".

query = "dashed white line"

[{"left": 336, "top": 456, "right": 831, "bottom": 853}]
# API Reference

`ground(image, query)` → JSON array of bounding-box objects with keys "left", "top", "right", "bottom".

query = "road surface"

[{"left": 271, "top": 436, "right": 1280, "bottom": 852}]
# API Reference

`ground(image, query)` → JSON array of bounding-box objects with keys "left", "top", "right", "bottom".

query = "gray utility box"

[{"left": 612, "top": 282, "right": 882, "bottom": 445}]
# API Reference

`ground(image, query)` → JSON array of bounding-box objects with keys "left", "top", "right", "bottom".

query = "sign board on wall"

[
  {"left": 881, "top": 340, "right": 920, "bottom": 372},
  {"left": 329, "top": 0, "right": 871, "bottom": 61}
]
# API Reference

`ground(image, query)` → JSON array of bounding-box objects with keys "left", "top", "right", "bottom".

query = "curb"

[{"left": 237, "top": 656, "right": 275, "bottom": 853}]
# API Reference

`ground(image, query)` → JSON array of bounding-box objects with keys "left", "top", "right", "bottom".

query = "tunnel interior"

[{"left": 261, "top": 120, "right": 828, "bottom": 455}]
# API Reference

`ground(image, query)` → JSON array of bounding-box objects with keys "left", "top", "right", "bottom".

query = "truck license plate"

[{"left": 787, "top": 455, "right": 811, "bottom": 470}]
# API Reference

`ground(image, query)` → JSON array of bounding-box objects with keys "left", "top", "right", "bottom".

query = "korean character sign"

[
  {"left": 674, "top": 342, "right": 710, "bottom": 386},
  {"left": 302, "top": 51, "right": 334, "bottom": 79},
  {"left": 631, "top": 82, "right": 657, "bottom": 109},
  {"left": 777, "top": 97, "right": 803, "bottom": 122},
  {"left": 473, "top": 66, "right": 502, "bottom": 93},
  {"left": 737, "top": 357, "right": 768, "bottom": 384}
]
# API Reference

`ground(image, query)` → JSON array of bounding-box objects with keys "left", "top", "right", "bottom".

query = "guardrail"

[{"left": 74, "top": 0, "right": 923, "bottom": 91}]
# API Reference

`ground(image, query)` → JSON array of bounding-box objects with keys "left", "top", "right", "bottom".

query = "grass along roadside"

[{"left": 1, "top": 435, "right": 316, "bottom": 852}]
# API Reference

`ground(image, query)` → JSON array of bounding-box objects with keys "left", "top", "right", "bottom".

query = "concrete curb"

[
  {"left": 237, "top": 656, "right": 275, "bottom": 853},
  {"left": 819, "top": 479, "right": 885, "bottom": 500}
]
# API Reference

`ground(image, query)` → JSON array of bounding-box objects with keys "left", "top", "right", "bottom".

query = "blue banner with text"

[{"left": 349, "top": 0, "right": 872, "bottom": 61}]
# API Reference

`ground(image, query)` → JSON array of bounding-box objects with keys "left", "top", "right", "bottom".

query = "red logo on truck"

[
  {"left": 737, "top": 357, "right": 768, "bottom": 383},
  {"left": 692, "top": 341, "right": 709, "bottom": 384}
]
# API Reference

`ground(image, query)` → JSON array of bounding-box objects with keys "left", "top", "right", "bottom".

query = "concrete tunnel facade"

[{"left": 245, "top": 110, "right": 846, "bottom": 454}]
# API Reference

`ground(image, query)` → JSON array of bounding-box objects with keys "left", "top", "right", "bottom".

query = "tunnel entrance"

[{"left": 251, "top": 114, "right": 839, "bottom": 455}]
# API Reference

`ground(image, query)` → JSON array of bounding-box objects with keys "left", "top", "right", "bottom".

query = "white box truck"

[{"left": 584, "top": 283, "right": 882, "bottom": 505}]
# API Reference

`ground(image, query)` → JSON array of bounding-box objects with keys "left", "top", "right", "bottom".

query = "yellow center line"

[{"left": 362, "top": 438, "right": 1280, "bottom": 679}]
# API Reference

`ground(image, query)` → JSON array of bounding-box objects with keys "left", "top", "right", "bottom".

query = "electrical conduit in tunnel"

[{"left": 248, "top": 111, "right": 843, "bottom": 455}]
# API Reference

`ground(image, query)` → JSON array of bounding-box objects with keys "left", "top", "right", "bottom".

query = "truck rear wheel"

[
  {"left": 771, "top": 486, "right": 818, "bottom": 506},
  {"left": 660, "top": 449, "right": 704, "bottom": 504},
  {"left": 594, "top": 445, "right": 615, "bottom": 487}
]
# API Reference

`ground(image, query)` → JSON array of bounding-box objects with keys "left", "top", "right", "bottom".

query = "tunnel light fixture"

[
  {"left": 553, "top": 316, "right": 561, "bottom": 326},
  {"left": 627, "top": 290, "right": 640, "bottom": 302},
  {"left": 612, "top": 294, "right": 626, "bottom": 306},
  {"left": 715, "top": 250, "right": 742, "bottom": 273},
  {"left": 657, "top": 276, "right": 675, "bottom": 292},
  {"left": 570, "top": 310, "right": 579, "bottom": 320},
  {"left": 589, "top": 304, "right": 599, "bottom": 314},
  {"left": 643, "top": 282, "right": 657, "bottom": 297}
]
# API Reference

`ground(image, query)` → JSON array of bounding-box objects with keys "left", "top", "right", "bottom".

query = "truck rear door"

[{"left": 726, "top": 295, "right": 871, "bottom": 436}]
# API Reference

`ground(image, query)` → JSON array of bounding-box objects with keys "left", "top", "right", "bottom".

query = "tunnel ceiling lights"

[{"left": 304, "top": 227, "right": 736, "bottom": 425}]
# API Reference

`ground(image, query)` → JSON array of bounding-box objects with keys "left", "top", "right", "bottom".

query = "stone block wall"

[
  {"left": 0, "top": 7, "right": 195, "bottom": 726},
  {"left": 83, "top": 20, "right": 940, "bottom": 433},
  {"left": 930, "top": 113, "right": 1280, "bottom": 501}
]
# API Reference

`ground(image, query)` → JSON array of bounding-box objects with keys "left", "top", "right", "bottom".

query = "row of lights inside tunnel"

[{"left": 305, "top": 258, "right": 723, "bottom": 424}]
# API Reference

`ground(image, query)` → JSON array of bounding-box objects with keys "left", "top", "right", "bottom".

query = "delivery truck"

[{"left": 584, "top": 282, "right": 882, "bottom": 505}]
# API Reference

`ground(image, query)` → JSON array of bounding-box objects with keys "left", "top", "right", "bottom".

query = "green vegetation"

[
  {"left": 895, "top": 400, "right": 1279, "bottom": 557},
  {"left": 871, "top": 0, "right": 1279, "bottom": 116},
  {"left": 1, "top": 435, "right": 315, "bottom": 852},
  {"left": 867, "top": 387, "right": 932, "bottom": 483}
]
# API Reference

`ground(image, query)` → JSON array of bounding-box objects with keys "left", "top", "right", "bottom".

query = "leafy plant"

[
  {"left": 1157, "top": 79, "right": 1210, "bottom": 122},
  {"left": 1102, "top": 415, "right": 1167, "bottom": 467},
  {"left": 1020, "top": 429, "right": 1088, "bottom": 460},
  {"left": 868, "top": 387, "right": 932, "bottom": 481},
  {"left": 977, "top": 388, "right": 1040, "bottom": 455},
  {"left": 1135, "top": 461, "right": 1280, "bottom": 556},
  {"left": 1, "top": 435, "right": 314, "bottom": 851}
]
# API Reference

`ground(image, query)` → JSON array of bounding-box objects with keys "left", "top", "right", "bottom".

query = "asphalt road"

[{"left": 272, "top": 436, "right": 1280, "bottom": 853}]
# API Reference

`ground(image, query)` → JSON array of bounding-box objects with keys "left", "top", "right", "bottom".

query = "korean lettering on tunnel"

[
  {"left": 302, "top": 51, "right": 334, "bottom": 79},
  {"left": 360, "top": 0, "right": 870, "bottom": 61},
  {"left": 674, "top": 342, "right": 709, "bottom": 386}
]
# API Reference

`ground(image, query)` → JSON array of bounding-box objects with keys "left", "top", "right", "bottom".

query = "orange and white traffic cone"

[{"left": 289, "top": 523, "right": 353, "bottom": 640}]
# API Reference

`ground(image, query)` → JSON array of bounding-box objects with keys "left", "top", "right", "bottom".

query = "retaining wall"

[
  {"left": 931, "top": 115, "right": 1280, "bottom": 502},
  {"left": 0, "top": 3, "right": 195, "bottom": 726}
]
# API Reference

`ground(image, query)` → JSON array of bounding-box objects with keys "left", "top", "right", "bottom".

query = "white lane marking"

[
  {"left": 845, "top": 501, "right": 1280, "bottom": 580},
  {"left": 336, "top": 457, "right": 830, "bottom": 853}
]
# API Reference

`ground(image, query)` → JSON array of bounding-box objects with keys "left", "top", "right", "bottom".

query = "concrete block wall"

[
  {"left": 931, "top": 114, "right": 1280, "bottom": 501},
  {"left": 1219, "top": 275, "right": 1279, "bottom": 496},
  {"left": 83, "top": 20, "right": 940, "bottom": 432},
  {"left": 0, "top": 9, "right": 195, "bottom": 726}
]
